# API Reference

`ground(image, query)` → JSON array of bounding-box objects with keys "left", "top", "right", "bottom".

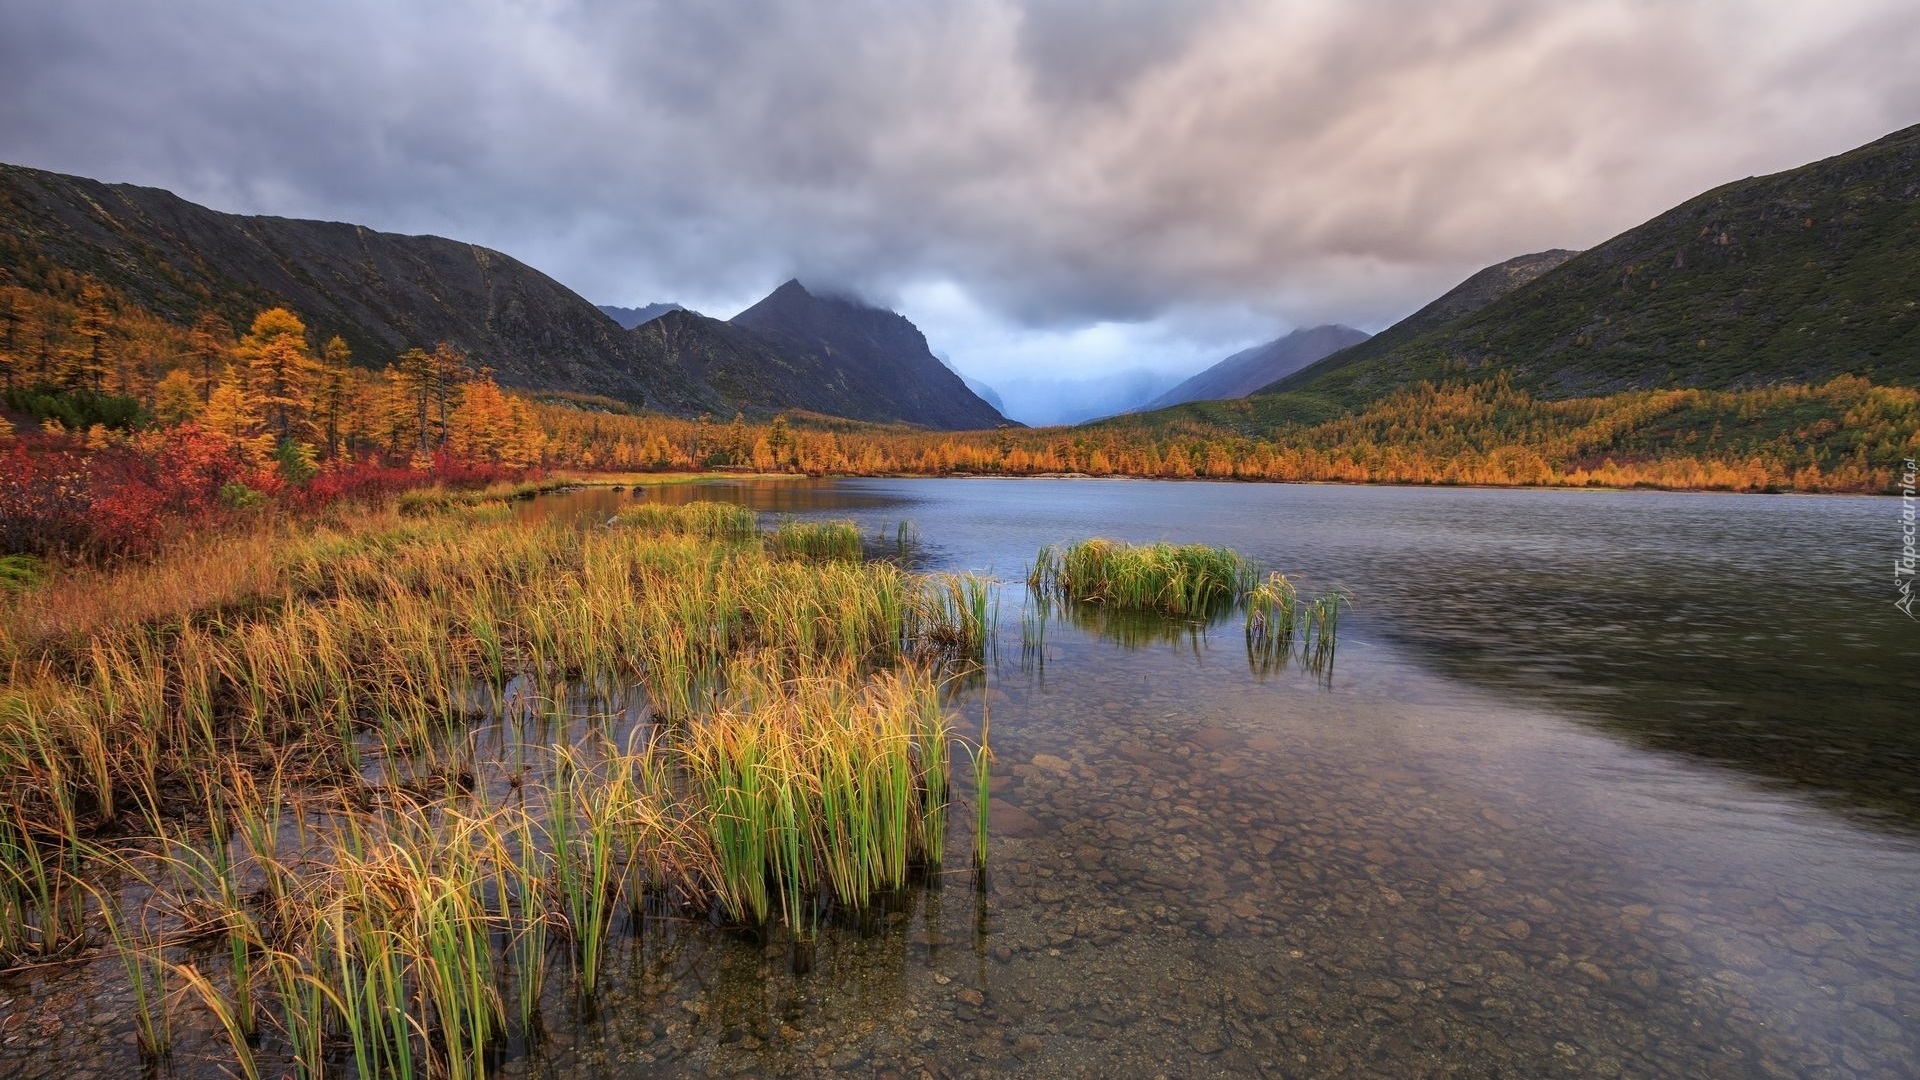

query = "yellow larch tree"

[
  {"left": 66, "top": 281, "right": 111, "bottom": 392},
  {"left": 239, "top": 308, "right": 318, "bottom": 446},
  {"left": 153, "top": 368, "right": 201, "bottom": 426},
  {"left": 200, "top": 364, "right": 275, "bottom": 465},
  {"left": 188, "top": 311, "right": 233, "bottom": 404},
  {"left": 317, "top": 335, "right": 353, "bottom": 458}
]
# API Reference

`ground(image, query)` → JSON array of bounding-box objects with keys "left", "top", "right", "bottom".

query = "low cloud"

[{"left": 3, "top": 0, "right": 1917, "bottom": 379}]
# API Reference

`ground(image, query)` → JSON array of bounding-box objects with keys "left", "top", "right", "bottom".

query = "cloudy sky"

[{"left": 3, "top": 0, "right": 1917, "bottom": 389}]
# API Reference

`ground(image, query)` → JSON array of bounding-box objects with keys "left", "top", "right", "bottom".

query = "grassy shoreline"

[
  {"left": 0, "top": 475, "right": 1341, "bottom": 1078},
  {"left": 0, "top": 495, "right": 994, "bottom": 1077}
]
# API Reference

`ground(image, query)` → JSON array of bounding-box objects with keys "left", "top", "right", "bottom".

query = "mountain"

[
  {"left": 963, "top": 377, "right": 1007, "bottom": 415},
  {"left": 1147, "top": 324, "right": 1370, "bottom": 408},
  {"left": 1266, "top": 122, "right": 1920, "bottom": 404},
  {"left": 598, "top": 302, "right": 682, "bottom": 328},
  {"left": 0, "top": 162, "right": 1005, "bottom": 428},
  {"left": 0, "top": 162, "right": 722, "bottom": 413},
  {"left": 1258, "top": 251, "right": 1576, "bottom": 397},
  {"left": 729, "top": 280, "right": 1007, "bottom": 429}
]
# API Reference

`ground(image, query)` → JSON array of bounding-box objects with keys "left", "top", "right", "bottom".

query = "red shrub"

[
  {"left": 0, "top": 438, "right": 94, "bottom": 556},
  {"left": 284, "top": 459, "right": 421, "bottom": 511},
  {"left": 2, "top": 426, "right": 533, "bottom": 559},
  {"left": 425, "top": 452, "right": 522, "bottom": 488}
]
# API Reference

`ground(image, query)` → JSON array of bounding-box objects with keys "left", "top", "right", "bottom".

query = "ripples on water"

[{"left": 7, "top": 478, "right": 1917, "bottom": 1078}]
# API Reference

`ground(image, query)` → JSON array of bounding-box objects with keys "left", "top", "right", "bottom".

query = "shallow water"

[{"left": 7, "top": 478, "right": 1919, "bottom": 1078}]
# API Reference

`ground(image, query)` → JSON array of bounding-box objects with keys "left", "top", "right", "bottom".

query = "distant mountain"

[
  {"left": 990, "top": 370, "right": 1183, "bottom": 426},
  {"left": 1259, "top": 251, "right": 1576, "bottom": 397},
  {"left": 598, "top": 302, "right": 682, "bottom": 328},
  {"left": 1148, "top": 324, "right": 1370, "bottom": 408},
  {"left": 1267, "top": 121, "right": 1920, "bottom": 404},
  {"left": 0, "top": 163, "right": 1004, "bottom": 428},
  {"left": 963, "top": 377, "right": 1007, "bottom": 415},
  {"left": 729, "top": 280, "right": 1007, "bottom": 429}
]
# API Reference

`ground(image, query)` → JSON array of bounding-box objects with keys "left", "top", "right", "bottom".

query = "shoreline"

[{"left": 567, "top": 468, "right": 1890, "bottom": 499}]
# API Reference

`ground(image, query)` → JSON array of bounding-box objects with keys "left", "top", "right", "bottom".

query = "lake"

[{"left": 10, "top": 477, "right": 1918, "bottom": 1078}]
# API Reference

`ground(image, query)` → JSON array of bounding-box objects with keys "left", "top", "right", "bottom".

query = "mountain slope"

[
  {"left": 598, "top": 302, "right": 682, "bottom": 328},
  {"left": 625, "top": 307, "right": 915, "bottom": 420},
  {"left": 1259, "top": 251, "right": 1577, "bottom": 397},
  {"left": 1272, "top": 122, "right": 1920, "bottom": 405},
  {"left": 729, "top": 280, "right": 1008, "bottom": 429},
  {"left": 0, "top": 162, "right": 1005, "bottom": 428},
  {"left": 1149, "top": 324, "right": 1370, "bottom": 408},
  {"left": 962, "top": 377, "right": 1007, "bottom": 415},
  {"left": 0, "top": 161, "right": 724, "bottom": 413}
]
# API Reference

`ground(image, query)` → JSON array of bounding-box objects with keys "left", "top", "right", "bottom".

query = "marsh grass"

[
  {"left": 769, "top": 518, "right": 863, "bottom": 561},
  {"left": 913, "top": 572, "right": 996, "bottom": 661},
  {"left": 0, "top": 494, "right": 1015, "bottom": 1077},
  {"left": 0, "top": 809, "right": 86, "bottom": 964},
  {"left": 89, "top": 882, "right": 171, "bottom": 1061},
  {"left": 614, "top": 500, "right": 758, "bottom": 539},
  {"left": 1029, "top": 538, "right": 1255, "bottom": 616},
  {"left": 891, "top": 520, "right": 920, "bottom": 563},
  {"left": 969, "top": 700, "right": 992, "bottom": 881},
  {"left": 1244, "top": 572, "right": 1345, "bottom": 674},
  {"left": 688, "top": 664, "right": 952, "bottom": 934},
  {"left": 1026, "top": 539, "right": 1345, "bottom": 671}
]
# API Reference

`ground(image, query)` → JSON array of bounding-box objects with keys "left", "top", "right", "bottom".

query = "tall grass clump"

[
  {"left": 0, "top": 809, "right": 86, "bottom": 964},
  {"left": 891, "top": 520, "right": 920, "bottom": 562},
  {"left": 613, "top": 500, "right": 758, "bottom": 539},
  {"left": 1029, "top": 538, "right": 1255, "bottom": 616},
  {"left": 913, "top": 572, "right": 996, "bottom": 661},
  {"left": 1244, "top": 571, "right": 1345, "bottom": 671},
  {"left": 769, "top": 519, "right": 863, "bottom": 561},
  {"left": 686, "top": 664, "right": 952, "bottom": 935},
  {"left": 966, "top": 700, "right": 992, "bottom": 884}
]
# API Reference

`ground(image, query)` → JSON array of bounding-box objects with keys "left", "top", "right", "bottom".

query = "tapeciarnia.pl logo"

[{"left": 1899, "top": 457, "right": 1917, "bottom": 620}]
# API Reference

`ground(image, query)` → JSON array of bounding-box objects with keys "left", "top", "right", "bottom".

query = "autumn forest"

[{"left": 3, "top": 271, "right": 1917, "bottom": 559}]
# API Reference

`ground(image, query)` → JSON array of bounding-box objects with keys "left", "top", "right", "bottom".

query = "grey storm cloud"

[{"left": 3, "top": 0, "right": 1919, "bottom": 376}]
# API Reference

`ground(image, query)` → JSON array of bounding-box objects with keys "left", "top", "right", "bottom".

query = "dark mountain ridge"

[
  {"left": 598, "top": 302, "right": 682, "bottom": 328},
  {"left": 0, "top": 162, "right": 1006, "bottom": 428},
  {"left": 729, "top": 280, "right": 1008, "bottom": 429},
  {"left": 1267, "top": 122, "right": 1920, "bottom": 404}
]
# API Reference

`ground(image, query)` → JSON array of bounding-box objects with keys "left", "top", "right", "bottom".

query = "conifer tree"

[
  {"left": 189, "top": 311, "right": 233, "bottom": 404},
  {"left": 201, "top": 364, "right": 274, "bottom": 464},
  {"left": 394, "top": 348, "right": 437, "bottom": 452},
  {"left": 318, "top": 336, "right": 352, "bottom": 457},
  {"left": 66, "top": 281, "right": 110, "bottom": 392},
  {"left": 153, "top": 368, "right": 200, "bottom": 425},
  {"left": 0, "top": 287, "right": 20, "bottom": 393},
  {"left": 239, "top": 308, "right": 318, "bottom": 444}
]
